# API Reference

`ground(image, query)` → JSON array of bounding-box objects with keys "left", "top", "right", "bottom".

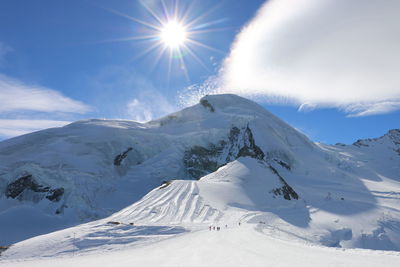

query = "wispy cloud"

[
  {"left": 186, "top": 0, "right": 400, "bottom": 116},
  {"left": 0, "top": 74, "right": 90, "bottom": 114},
  {"left": 0, "top": 119, "right": 70, "bottom": 139},
  {"left": 0, "top": 58, "right": 90, "bottom": 139},
  {"left": 86, "top": 65, "right": 177, "bottom": 122}
]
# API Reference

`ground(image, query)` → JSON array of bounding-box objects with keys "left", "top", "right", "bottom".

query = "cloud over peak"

[{"left": 220, "top": 0, "right": 400, "bottom": 116}]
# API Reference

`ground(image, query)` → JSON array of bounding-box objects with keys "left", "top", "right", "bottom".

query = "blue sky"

[{"left": 0, "top": 0, "right": 398, "bottom": 144}]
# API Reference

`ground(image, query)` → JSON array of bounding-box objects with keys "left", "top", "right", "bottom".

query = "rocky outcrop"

[
  {"left": 388, "top": 129, "right": 400, "bottom": 145},
  {"left": 184, "top": 145, "right": 220, "bottom": 179},
  {"left": 184, "top": 124, "right": 299, "bottom": 200},
  {"left": 5, "top": 174, "right": 64, "bottom": 202},
  {"left": 5, "top": 175, "right": 47, "bottom": 198},
  {"left": 200, "top": 99, "right": 215, "bottom": 112},
  {"left": 114, "top": 147, "right": 133, "bottom": 166},
  {"left": 46, "top": 188, "right": 65, "bottom": 202},
  {"left": 353, "top": 140, "right": 369, "bottom": 147},
  {"left": 269, "top": 166, "right": 299, "bottom": 200},
  {"left": 353, "top": 129, "right": 400, "bottom": 148},
  {"left": 273, "top": 159, "right": 291, "bottom": 171},
  {"left": 236, "top": 126, "right": 265, "bottom": 160},
  {"left": 184, "top": 125, "right": 265, "bottom": 179},
  {"left": 0, "top": 245, "right": 10, "bottom": 256}
]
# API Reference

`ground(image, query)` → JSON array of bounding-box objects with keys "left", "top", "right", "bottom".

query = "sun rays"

[
  {"left": 160, "top": 20, "right": 187, "bottom": 48},
  {"left": 96, "top": 1, "right": 226, "bottom": 83}
]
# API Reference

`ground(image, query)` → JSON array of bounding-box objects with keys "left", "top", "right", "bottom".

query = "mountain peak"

[{"left": 199, "top": 94, "right": 272, "bottom": 116}]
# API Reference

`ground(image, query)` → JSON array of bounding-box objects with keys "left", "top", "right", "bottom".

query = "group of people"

[
  {"left": 209, "top": 224, "right": 233, "bottom": 231},
  {"left": 208, "top": 222, "right": 242, "bottom": 231}
]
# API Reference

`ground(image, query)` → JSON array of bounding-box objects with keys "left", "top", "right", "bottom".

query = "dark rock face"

[
  {"left": 335, "top": 143, "right": 346, "bottom": 147},
  {"left": 46, "top": 188, "right": 65, "bottom": 202},
  {"left": 237, "top": 126, "right": 265, "bottom": 160},
  {"left": 5, "top": 174, "right": 64, "bottom": 202},
  {"left": 274, "top": 159, "right": 291, "bottom": 171},
  {"left": 200, "top": 99, "right": 215, "bottom": 112},
  {"left": 184, "top": 125, "right": 264, "bottom": 179},
  {"left": 269, "top": 166, "right": 299, "bottom": 200},
  {"left": 353, "top": 140, "right": 369, "bottom": 147},
  {"left": 184, "top": 145, "right": 220, "bottom": 179},
  {"left": 114, "top": 147, "right": 133, "bottom": 166},
  {"left": 5, "top": 175, "right": 47, "bottom": 198},
  {"left": 185, "top": 124, "right": 299, "bottom": 200},
  {"left": 352, "top": 129, "right": 400, "bottom": 148},
  {"left": 0, "top": 245, "right": 10, "bottom": 256},
  {"left": 388, "top": 129, "right": 400, "bottom": 145}
]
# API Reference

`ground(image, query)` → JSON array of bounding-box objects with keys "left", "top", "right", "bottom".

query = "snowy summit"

[{"left": 0, "top": 94, "right": 399, "bottom": 266}]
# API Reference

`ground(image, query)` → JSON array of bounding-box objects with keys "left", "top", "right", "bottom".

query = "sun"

[
  {"left": 160, "top": 21, "right": 187, "bottom": 48},
  {"left": 98, "top": 1, "right": 226, "bottom": 82}
]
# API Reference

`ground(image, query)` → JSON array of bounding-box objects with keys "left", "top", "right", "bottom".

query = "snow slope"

[
  {"left": 0, "top": 94, "right": 399, "bottom": 260},
  {"left": 2, "top": 226, "right": 400, "bottom": 267},
  {"left": 0, "top": 94, "right": 315, "bottom": 244}
]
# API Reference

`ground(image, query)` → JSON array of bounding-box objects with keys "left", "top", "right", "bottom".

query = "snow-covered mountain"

[{"left": 0, "top": 94, "right": 399, "bottom": 263}]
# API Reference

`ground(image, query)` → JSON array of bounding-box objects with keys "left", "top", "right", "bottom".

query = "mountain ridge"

[{"left": 0, "top": 94, "right": 399, "bottom": 254}]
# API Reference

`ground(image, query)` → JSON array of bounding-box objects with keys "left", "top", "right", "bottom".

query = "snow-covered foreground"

[
  {"left": 2, "top": 225, "right": 400, "bottom": 267},
  {"left": 2, "top": 156, "right": 400, "bottom": 265}
]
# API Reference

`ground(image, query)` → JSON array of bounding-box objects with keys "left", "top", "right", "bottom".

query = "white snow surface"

[{"left": 0, "top": 94, "right": 400, "bottom": 265}]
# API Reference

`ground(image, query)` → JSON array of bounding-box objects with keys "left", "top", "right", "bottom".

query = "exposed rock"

[
  {"left": 107, "top": 221, "right": 121, "bottom": 225},
  {"left": 114, "top": 147, "right": 133, "bottom": 166},
  {"left": 200, "top": 99, "right": 215, "bottom": 112},
  {"left": 5, "top": 175, "right": 47, "bottom": 198},
  {"left": 46, "top": 188, "right": 65, "bottom": 202},
  {"left": 159, "top": 180, "right": 173, "bottom": 189},
  {"left": 269, "top": 166, "right": 299, "bottom": 200},
  {"left": 335, "top": 143, "right": 346, "bottom": 146},
  {"left": 184, "top": 124, "right": 299, "bottom": 200},
  {"left": 0, "top": 245, "right": 10, "bottom": 256},
  {"left": 274, "top": 159, "right": 291, "bottom": 171},
  {"left": 5, "top": 174, "right": 64, "bottom": 202},
  {"left": 353, "top": 140, "right": 369, "bottom": 147},
  {"left": 184, "top": 125, "right": 264, "bottom": 179},
  {"left": 237, "top": 125, "right": 265, "bottom": 160},
  {"left": 388, "top": 129, "right": 400, "bottom": 145},
  {"left": 352, "top": 129, "right": 400, "bottom": 148}
]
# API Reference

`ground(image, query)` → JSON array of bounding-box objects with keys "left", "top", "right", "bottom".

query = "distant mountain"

[{"left": 0, "top": 94, "right": 399, "bottom": 253}]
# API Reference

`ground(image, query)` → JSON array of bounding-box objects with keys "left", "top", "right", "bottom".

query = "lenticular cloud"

[{"left": 221, "top": 0, "right": 400, "bottom": 116}]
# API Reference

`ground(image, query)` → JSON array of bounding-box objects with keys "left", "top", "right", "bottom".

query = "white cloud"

[
  {"left": 0, "top": 74, "right": 90, "bottom": 114},
  {"left": 219, "top": 0, "right": 400, "bottom": 116},
  {"left": 0, "top": 119, "right": 70, "bottom": 138}
]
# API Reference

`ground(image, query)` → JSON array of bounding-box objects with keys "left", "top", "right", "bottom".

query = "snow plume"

[
  {"left": 178, "top": 75, "right": 221, "bottom": 107},
  {"left": 184, "top": 0, "right": 400, "bottom": 116},
  {"left": 127, "top": 90, "right": 177, "bottom": 123},
  {"left": 0, "top": 74, "right": 90, "bottom": 114}
]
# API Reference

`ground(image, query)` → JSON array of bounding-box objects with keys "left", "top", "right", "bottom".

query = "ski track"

[{"left": 111, "top": 181, "right": 223, "bottom": 224}]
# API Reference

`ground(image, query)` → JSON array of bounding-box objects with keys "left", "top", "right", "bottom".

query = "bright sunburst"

[
  {"left": 98, "top": 1, "right": 226, "bottom": 82},
  {"left": 160, "top": 21, "right": 187, "bottom": 49}
]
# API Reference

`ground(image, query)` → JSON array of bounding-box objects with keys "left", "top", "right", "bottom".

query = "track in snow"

[{"left": 111, "top": 180, "right": 223, "bottom": 224}]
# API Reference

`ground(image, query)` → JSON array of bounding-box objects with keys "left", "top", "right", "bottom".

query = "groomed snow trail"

[
  {"left": 111, "top": 180, "right": 223, "bottom": 224},
  {"left": 2, "top": 226, "right": 399, "bottom": 267}
]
